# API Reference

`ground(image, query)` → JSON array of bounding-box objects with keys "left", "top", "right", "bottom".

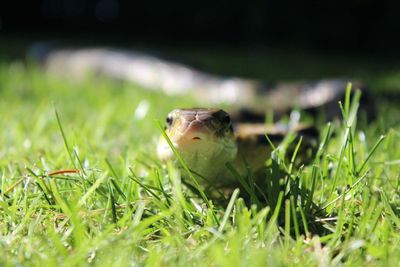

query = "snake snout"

[{"left": 183, "top": 120, "right": 211, "bottom": 141}]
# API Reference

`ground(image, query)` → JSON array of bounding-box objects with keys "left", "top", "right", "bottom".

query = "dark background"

[{"left": 1, "top": 0, "right": 400, "bottom": 52}]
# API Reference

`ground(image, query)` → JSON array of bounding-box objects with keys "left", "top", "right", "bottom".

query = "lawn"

[{"left": 1, "top": 40, "right": 400, "bottom": 266}]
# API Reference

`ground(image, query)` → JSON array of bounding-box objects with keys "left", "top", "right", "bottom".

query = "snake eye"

[
  {"left": 215, "top": 110, "right": 231, "bottom": 125},
  {"left": 221, "top": 114, "right": 231, "bottom": 124},
  {"left": 166, "top": 115, "right": 173, "bottom": 126}
]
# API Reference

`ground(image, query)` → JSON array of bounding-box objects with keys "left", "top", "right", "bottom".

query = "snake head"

[
  {"left": 164, "top": 108, "right": 234, "bottom": 142},
  {"left": 157, "top": 108, "right": 238, "bottom": 180}
]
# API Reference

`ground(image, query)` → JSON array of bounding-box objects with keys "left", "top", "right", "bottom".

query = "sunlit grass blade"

[
  {"left": 108, "top": 182, "right": 117, "bottom": 224},
  {"left": 357, "top": 135, "right": 386, "bottom": 175},
  {"left": 54, "top": 108, "right": 76, "bottom": 169},
  {"left": 290, "top": 195, "right": 300, "bottom": 239},
  {"left": 218, "top": 188, "right": 240, "bottom": 233}
]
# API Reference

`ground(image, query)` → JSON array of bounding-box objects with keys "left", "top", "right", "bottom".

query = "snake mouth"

[{"left": 180, "top": 121, "right": 212, "bottom": 143}]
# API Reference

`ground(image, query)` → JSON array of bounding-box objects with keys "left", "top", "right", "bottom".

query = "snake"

[
  {"left": 157, "top": 108, "right": 317, "bottom": 183},
  {"left": 27, "top": 44, "right": 373, "bottom": 182}
]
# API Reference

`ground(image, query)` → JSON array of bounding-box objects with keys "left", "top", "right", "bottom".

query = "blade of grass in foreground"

[
  {"left": 357, "top": 135, "right": 386, "bottom": 175},
  {"left": 106, "top": 158, "right": 127, "bottom": 201},
  {"left": 218, "top": 188, "right": 240, "bottom": 233},
  {"left": 55, "top": 108, "right": 77, "bottom": 169}
]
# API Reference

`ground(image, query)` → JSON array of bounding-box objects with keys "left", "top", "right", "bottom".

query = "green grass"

[{"left": 1, "top": 51, "right": 400, "bottom": 266}]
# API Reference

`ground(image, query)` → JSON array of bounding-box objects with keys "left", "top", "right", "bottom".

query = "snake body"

[{"left": 29, "top": 44, "right": 372, "bottom": 120}]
